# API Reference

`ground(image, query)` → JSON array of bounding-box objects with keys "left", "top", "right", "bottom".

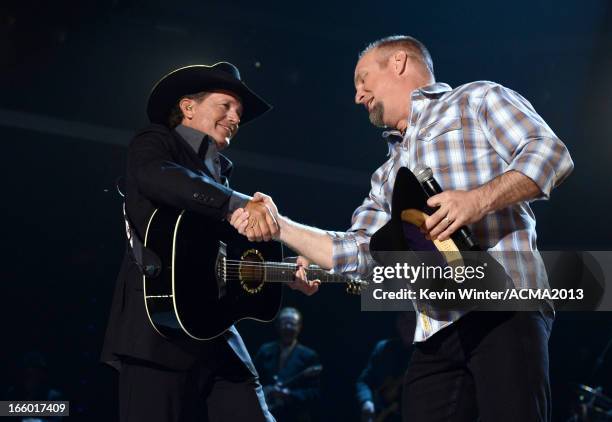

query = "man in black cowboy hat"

[{"left": 101, "top": 62, "right": 314, "bottom": 421}]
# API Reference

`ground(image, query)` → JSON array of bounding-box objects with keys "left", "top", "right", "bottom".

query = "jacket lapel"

[{"left": 171, "top": 130, "right": 219, "bottom": 181}]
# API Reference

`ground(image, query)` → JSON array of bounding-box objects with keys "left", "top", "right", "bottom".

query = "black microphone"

[{"left": 413, "top": 164, "right": 481, "bottom": 251}]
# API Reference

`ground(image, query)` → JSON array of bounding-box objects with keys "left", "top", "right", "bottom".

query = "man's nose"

[
  {"left": 227, "top": 111, "right": 240, "bottom": 125},
  {"left": 355, "top": 88, "right": 365, "bottom": 105}
]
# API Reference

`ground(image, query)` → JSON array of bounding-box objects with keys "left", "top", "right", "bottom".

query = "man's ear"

[
  {"left": 179, "top": 98, "right": 194, "bottom": 119},
  {"left": 392, "top": 50, "right": 409, "bottom": 76}
]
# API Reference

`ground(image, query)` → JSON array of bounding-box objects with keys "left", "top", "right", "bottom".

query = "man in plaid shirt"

[{"left": 232, "top": 35, "right": 573, "bottom": 421}]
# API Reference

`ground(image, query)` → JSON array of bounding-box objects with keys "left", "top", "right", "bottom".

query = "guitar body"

[{"left": 143, "top": 207, "right": 283, "bottom": 341}]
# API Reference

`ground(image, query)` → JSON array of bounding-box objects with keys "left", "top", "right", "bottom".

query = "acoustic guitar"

[{"left": 142, "top": 207, "right": 367, "bottom": 340}]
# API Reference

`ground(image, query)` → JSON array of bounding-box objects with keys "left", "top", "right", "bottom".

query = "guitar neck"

[
  {"left": 262, "top": 262, "right": 349, "bottom": 284},
  {"left": 280, "top": 364, "right": 322, "bottom": 387},
  {"left": 306, "top": 267, "right": 349, "bottom": 284}
]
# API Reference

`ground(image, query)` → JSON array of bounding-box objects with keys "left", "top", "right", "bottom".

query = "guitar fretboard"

[
  {"left": 263, "top": 262, "right": 350, "bottom": 284},
  {"left": 223, "top": 259, "right": 353, "bottom": 283}
]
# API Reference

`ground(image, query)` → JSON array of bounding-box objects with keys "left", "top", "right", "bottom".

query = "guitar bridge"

[{"left": 215, "top": 241, "right": 228, "bottom": 299}]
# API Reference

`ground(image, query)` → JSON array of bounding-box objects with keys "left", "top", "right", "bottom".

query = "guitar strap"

[
  {"left": 115, "top": 177, "right": 161, "bottom": 278},
  {"left": 122, "top": 203, "right": 162, "bottom": 278}
]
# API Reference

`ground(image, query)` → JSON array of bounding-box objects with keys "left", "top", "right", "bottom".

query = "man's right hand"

[{"left": 231, "top": 195, "right": 279, "bottom": 241}]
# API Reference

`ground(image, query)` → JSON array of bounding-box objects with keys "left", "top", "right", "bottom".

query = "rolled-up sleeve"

[
  {"left": 477, "top": 84, "right": 574, "bottom": 199},
  {"left": 327, "top": 189, "right": 390, "bottom": 277}
]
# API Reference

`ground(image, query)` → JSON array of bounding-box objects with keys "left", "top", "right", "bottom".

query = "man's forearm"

[
  {"left": 277, "top": 216, "right": 334, "bottom": 270},
  {"left": 476, "top": 170, "right": 541, "bottom": 213}
]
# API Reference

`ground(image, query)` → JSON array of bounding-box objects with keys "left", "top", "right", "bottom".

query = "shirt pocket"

[{"left": 416, "top": 117, "right": 465, "bottom": 172}]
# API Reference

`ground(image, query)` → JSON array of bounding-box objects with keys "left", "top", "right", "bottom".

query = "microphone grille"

[{"left": 413, "top": 164, "right": 433, "bottom": 183}]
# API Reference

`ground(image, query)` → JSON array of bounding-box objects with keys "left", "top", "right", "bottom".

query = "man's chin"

[
  {"left": 368, "top": 113, "right": 386, "bottom": 128},
  {"left": 368, "top": 104, "right": 386, "bottom": 127}
]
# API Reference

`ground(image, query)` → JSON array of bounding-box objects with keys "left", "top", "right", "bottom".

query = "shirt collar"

[
  {"left": 174, "top": 124, "right": 234, "bottom": 178},
  {"left": 380, "top": 82, "right": 452, "bottom": 149},
  {"left": 412, "top": 82, "right": 452, "bottom": 99},
  {"left": 382, "top": 130, "right": 406, "bottom": 157},
  {"left": 174, "top": 124, "right": 210, "bottom": 154},
  {"left": 382, "top": 130, "right": 404, "bottom": 144}
]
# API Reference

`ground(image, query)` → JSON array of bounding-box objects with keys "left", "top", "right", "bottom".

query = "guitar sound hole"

[{"left": 239, "top": 250, "right": 265, "bottom": 294}]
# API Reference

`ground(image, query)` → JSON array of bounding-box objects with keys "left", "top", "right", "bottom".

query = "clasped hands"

[
  {"left": 232, "top": 192, "right": 280, "bottom": 242},
  {"left": 229, "top": 193, "right": 319, "bottom": 296}
]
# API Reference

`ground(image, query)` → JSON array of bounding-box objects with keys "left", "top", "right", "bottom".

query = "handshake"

[
  {"left": 229, "top": 192, "right": 280, "bottom": 242},
  {"left": 227, "top": 192, "right": 320, "bottom": 296}
]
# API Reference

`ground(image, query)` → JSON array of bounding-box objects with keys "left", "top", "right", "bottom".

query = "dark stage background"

[{"left": 1, "top": 0, "right": 611, "bottom": 420}]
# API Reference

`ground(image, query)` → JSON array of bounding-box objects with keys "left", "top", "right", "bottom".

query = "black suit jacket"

[{"left": 101, "top": 123, "right": 256, "bottom": 373}]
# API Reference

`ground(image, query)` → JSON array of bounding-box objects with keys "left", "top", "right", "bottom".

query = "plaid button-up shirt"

[{"left": 329, "top": 81, "right": 574, "bottom": 342}]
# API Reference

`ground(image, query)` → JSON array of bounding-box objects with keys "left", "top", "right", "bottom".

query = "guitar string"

[
  {"left": 218, "top": 276, "right": 363, "bottom": 286},
  {"left": 221, "top": 259, "right": 356, "bottom": 280},
  {"left": 221, "top": 278, "right": 354, "bottom": 285},
  {"left": 223, "top": 264, "right": 340, "bottom": 277},
  {"left": 223, "top": 264, "right": 330, "bottom": 271},
  {"left": 223, "top": 263, "right": 299, "bottom": 268},
  {"left": 224, "top": 272, "right": 338, "bottom": 279},
  {"left": 220, "top": 265, "right": 358, "bottom": 283},
  {"left": 221, "top": 264, "right": 350, "bottom": 281},
  {"left": 223, "top": 262, "right": 342, "bottom": 274},
  {"left": 212, "top": 260, "right": 363, "bottom": 283},
  {"left": 222, "top": 269, "right": 347, "bottom": 280},
  {"left": 219, "top": 275, "right": 361, "bottom": 285},
  {"left": 217, "top": 267, "right": 364, "bottom": 286},
  {"left": 223, "top": 260, "right": 342, "bottom": 273},
  {"left": 223, "top": 259, "right": 315, "bottom": 266},
  {"left": 223, "top": 261, "right": 299, "bottom": 267}
]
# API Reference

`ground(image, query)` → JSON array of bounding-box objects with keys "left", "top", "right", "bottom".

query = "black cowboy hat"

[{"left": 146, "top": 62, "right": 272, "bottom": 126}]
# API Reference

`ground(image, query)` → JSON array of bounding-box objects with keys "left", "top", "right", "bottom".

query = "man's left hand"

[
  {"left": 289, "top": 256, "right": 320, "bottom": 296},
  {"left": 424, "top": 189, "right": 486, "bottom": 241}
]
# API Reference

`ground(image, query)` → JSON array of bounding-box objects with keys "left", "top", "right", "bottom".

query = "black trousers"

[
  {"left": 118, "top": 342, "right": 275, "bottom": 422},
  {"left": 403, "top": 310, "right": 553, "bottom": 422}
]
